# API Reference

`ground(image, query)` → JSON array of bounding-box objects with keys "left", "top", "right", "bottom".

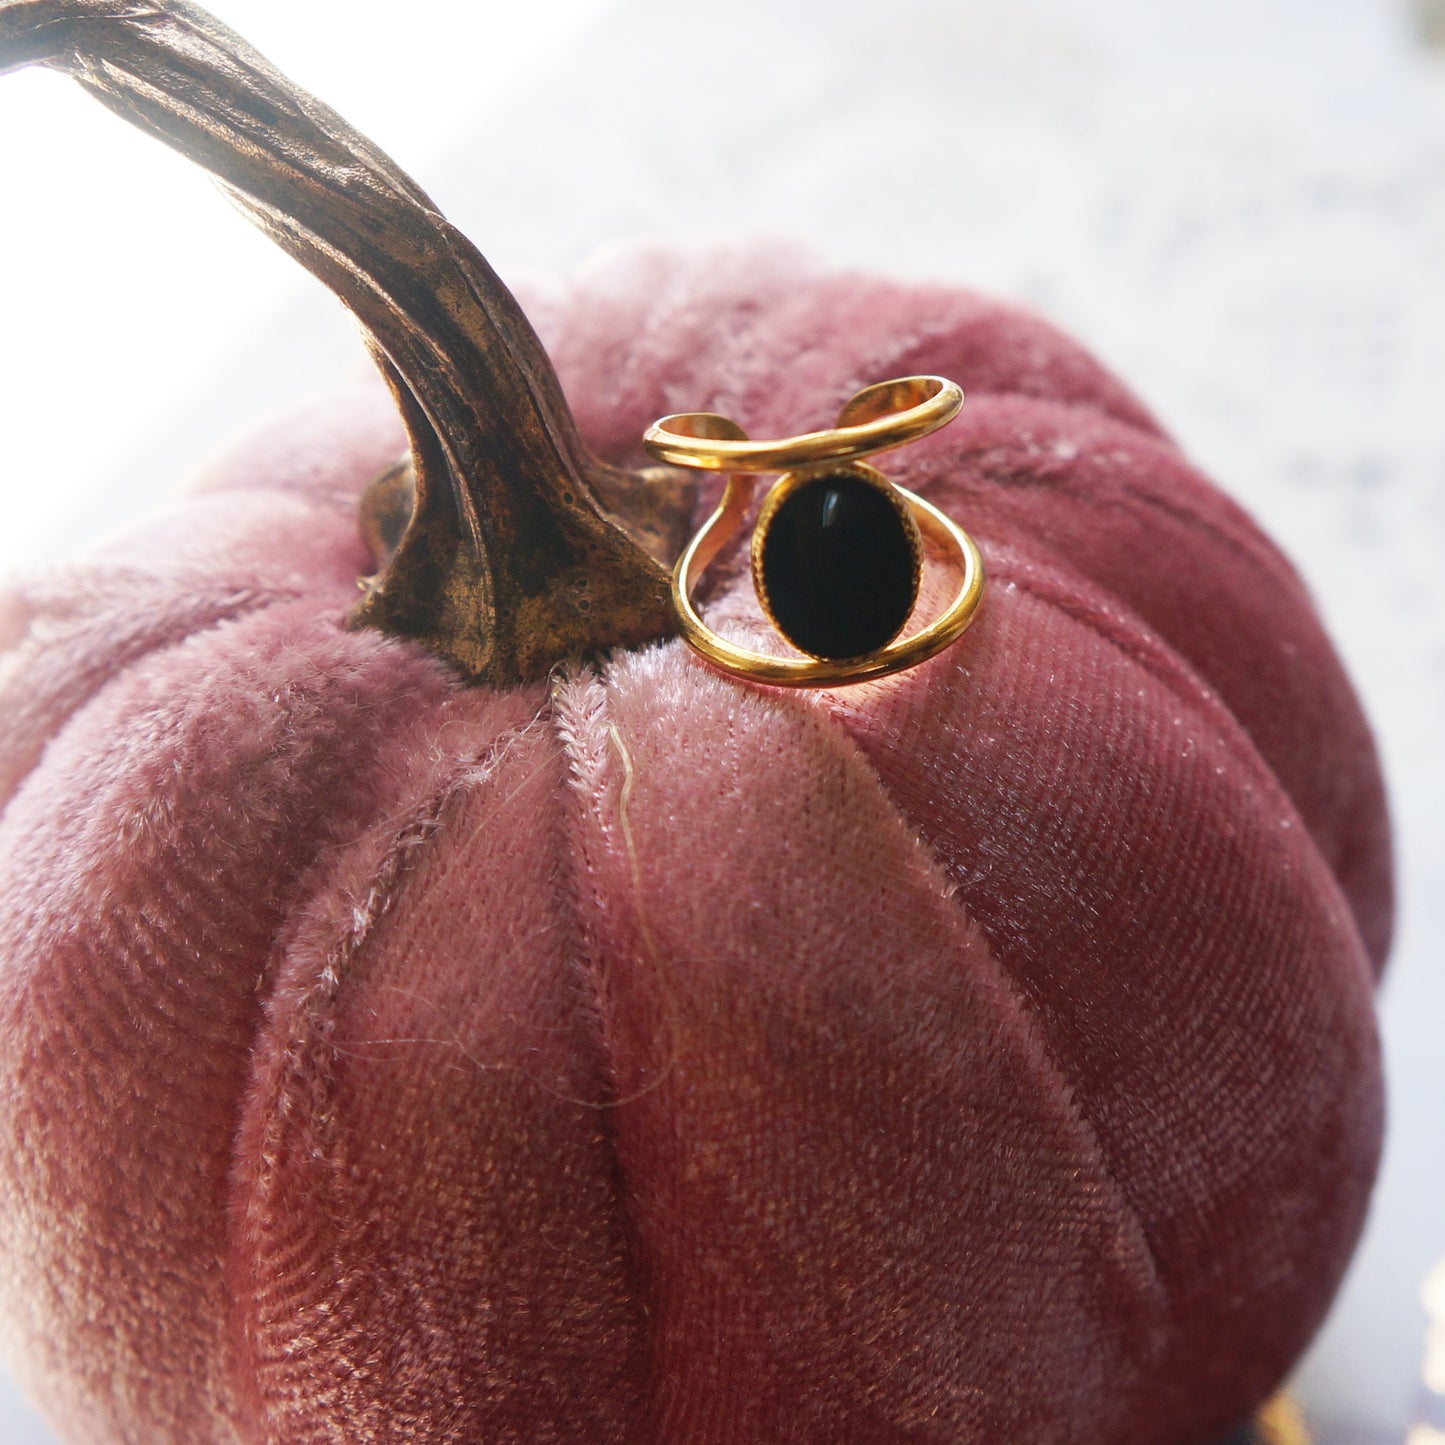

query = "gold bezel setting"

[{"left": 645, "top": 376, "right": 984, "bottom": 688}]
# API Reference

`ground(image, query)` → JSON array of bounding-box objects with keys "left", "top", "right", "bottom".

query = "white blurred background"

[{"left": 1, "top": 1, "right": 1442, "bottom": 1441}]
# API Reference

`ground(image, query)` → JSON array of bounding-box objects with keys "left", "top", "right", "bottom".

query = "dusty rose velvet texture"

[{"left": 0, "top": 254, "right": 1389, "bottom": 1444}]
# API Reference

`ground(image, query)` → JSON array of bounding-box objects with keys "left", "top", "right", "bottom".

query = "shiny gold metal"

[
  {"left": 646, "top": 377, "right": 983, "bottom": 687},
  {"left": 1253, "top": 1393, "right": 1311, "bottom": 1445},
  {"left": 645, "top": 375, "right": 963, "bottom": 473}
]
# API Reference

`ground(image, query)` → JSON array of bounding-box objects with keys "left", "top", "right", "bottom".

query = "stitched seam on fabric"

[
  {"left": 1002, "top": 560, "right": 1376, "bottom": 994},
  {"left": 226, "top": 717, "right": 547, "bottom": 1439},
  {"left": 809, "top": 697, "right": 1172, "bottom": 1350},
  {"left": 937, "top": 845, "right": 1172, "bottom": 1326},
  {"left": 990, "top": 521, "right": 1381, "bottom": 947},
  {"left": 885, "top": 392, "right": 1384, "bottom": 960},
  {"left": 822, "top": 552, "right": 1370, "bottom": 1356},
  {"left": 996, "top": 556, "right": 1342, "bottom": 887},
  {"left": 890, "top": 397, "right": 1294, "bottom": 583},
  {"left": 238, "top": 718, "right": 545, "bottom": 1189},
  {"left": 989, "top": 548, "right": 1384, "bottom": 977},
  {"left": 691, "top": 400, "right": 1275, "bottom": 627},
  {"left": 549, "top": 668, "right": 659, "bottom": 1444}
]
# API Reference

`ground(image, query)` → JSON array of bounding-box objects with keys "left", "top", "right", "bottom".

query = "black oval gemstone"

[{"left": 757, "top": 472, "right": 917, "bottom": 661}]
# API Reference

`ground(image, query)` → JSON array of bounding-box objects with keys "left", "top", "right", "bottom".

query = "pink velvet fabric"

[{"left": 0, "top": 254, "right": 1389, "bottom": 1443}]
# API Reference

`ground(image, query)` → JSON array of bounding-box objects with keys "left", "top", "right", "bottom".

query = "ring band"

[
  {"left": 644, "top": 376, "right": 984, "bottom": 688},
  {"left": 645, "top": 375, "right": 964, "bottom": 475}
]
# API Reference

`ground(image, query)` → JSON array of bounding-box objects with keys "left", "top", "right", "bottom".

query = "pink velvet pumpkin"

[
  {"left": 0, "top": 248, "right": 1389, "bottom": 1443},
  {"left": 0, "top": 5, "right": 1389, "bottom": 1444}
]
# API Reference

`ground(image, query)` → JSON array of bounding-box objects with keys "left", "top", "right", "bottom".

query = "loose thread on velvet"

[
  {"left": 320, "top": 721, "right": 593, "bottom": 1105},
  {"left": 600, "top": 719, "right": 680, "bottom": 1108},
  {"left": 330, "top": 711, "right": 680, "bottom": 1111}
]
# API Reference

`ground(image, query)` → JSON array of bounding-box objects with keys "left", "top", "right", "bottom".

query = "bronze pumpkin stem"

[{"left": 0, "top": 0, "right": 690, "bottom": 684}]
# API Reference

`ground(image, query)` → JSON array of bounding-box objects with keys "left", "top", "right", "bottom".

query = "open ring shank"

[
  {"left": 645, "top": 376, "right": 963, "bottom": 473},
  {"left": 672, "top": 483, "right": 984, "bottom": 687}
]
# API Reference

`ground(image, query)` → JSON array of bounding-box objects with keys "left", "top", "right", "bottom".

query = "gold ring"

[{"left": 644, "top": 376, "right": 984, "bottom": 688}]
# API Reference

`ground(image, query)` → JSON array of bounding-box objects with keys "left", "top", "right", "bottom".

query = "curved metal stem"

[{"left": 0, "top": 0, "right": 687, "bottom": 682}]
